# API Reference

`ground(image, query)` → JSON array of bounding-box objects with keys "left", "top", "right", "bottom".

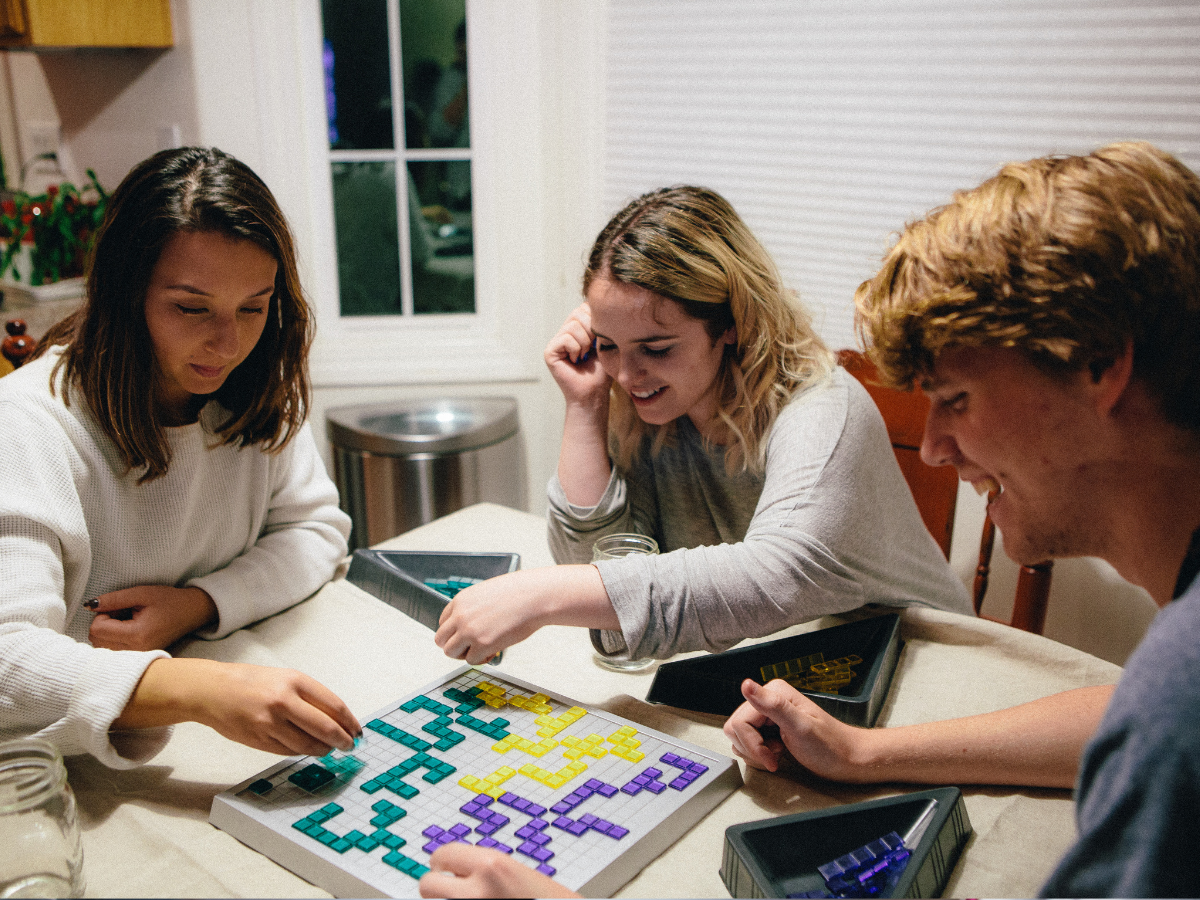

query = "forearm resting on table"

[{"left": 850, "top": 684, "right": 1114, "bottom": 788}]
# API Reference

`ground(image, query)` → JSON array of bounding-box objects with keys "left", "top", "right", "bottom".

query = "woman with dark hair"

[
  {"left": 0, "top": 147, "right": 360, "bottom": 768},
  {"left": 434, "top": 186, "right": 970, "bottom": 668}
]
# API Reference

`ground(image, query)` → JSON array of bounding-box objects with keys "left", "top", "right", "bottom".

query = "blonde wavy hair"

[
  {"left": 584, "top": 186, "right": 833, "bottom": 474},
  {"left": 855, "top": 141, "right": 1200, "bottom": 432}
]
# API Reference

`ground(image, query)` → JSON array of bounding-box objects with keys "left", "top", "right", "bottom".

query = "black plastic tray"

[
  {"left": 721, "top": 787, "right": 972, "bottom": 899},
  {"left": 345, "top": 549, "right": 520, "bottom": 631},
  {"left": 645, "top": 614, "right": 902, "bottom": 726}
]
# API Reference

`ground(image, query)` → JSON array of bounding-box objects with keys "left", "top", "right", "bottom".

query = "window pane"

[
  {"left": 407, "top": 160, "right": 474, "bottom": 314},
  {"left": 332, "top": 161, "right": 402, "bottom": 316},
  {"left": 322, "top": 0, "right": 394, "bottom": 150},
  {"left": 399, "top": 0, "right": 468, "bottom": 153}
]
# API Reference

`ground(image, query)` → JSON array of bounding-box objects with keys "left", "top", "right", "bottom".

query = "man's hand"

[
  {"left": 88, "top": 585, "right": 218, "bottom": 651},
  {"left": 724, "top": 678, "right": 872, "bottom": 782},
  {"left": 419, "top": 843, "right": 580, "bottom": 898}
]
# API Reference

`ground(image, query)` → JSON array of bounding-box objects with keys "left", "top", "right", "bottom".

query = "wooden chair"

[{"left": 837, "top": 349, "right": 1054, "bottom": 633}]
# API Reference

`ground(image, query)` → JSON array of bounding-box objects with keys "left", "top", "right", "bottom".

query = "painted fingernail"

[{"left": 83, "top": 598, "right": 99, "bottom": 610}]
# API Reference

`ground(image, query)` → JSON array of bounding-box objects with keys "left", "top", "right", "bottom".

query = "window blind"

[{"left": 605, "top": 0, "right": 1200, "bottom": 351}]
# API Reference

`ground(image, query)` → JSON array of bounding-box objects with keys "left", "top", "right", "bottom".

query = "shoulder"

[{"left": 767, "top": 367, "right": 885, "bottom": 454}]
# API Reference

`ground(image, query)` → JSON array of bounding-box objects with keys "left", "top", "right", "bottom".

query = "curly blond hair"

[
  {"left": 585, "top": 186, "right": 833, "bottom": 474},
  {"left": 855, "top": 141, "right": 1200, "bottom": 431}
]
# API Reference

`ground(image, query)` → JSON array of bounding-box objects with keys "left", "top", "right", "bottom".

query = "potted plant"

[{"left": 0, "top": 169, "right": 107, "bottom": 302}]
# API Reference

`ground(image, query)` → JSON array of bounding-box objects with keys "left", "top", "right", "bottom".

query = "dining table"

[{"left": 68, "top": 502, "right": 1123, "bottom": 898}]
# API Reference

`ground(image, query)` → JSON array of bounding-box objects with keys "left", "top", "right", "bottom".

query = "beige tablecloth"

[{"left": 68, "top": 503, "right": 1122, "bottom": 898}]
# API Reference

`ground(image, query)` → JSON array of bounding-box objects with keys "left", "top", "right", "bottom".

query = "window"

[{"left": 321, "top": 0, "right": 474, "bottom": 317}]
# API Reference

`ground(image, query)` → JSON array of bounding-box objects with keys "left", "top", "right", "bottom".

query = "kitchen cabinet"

[{"left": 0, "top": 0, "right": 172, "bottom": 49}]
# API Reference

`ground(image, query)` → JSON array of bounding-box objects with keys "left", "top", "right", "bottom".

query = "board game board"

[{"left": 210, "top": 665, "right": 742, "bottom": 898}]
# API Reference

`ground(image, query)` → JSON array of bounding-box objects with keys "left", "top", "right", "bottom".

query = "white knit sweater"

[{"left": 0, "top": 349, "right": 350, "bottom": 768}]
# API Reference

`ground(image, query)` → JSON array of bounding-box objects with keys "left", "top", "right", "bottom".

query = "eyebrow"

[
  {"left": 593, "top": 330, "right": 677, "bottom": 344},
  {"left": 163, "top": 283, "right": 275, "bottom": 299}
]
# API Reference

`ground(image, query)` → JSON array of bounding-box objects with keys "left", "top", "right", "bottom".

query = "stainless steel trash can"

[{"left": 327, "top": 397, "right": 524, "bottom": 550}]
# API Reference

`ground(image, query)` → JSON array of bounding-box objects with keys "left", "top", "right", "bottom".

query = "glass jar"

[
  {"left": 0, "top": 738, "right": 85, "bottom": 899},
  {"left": 592, "top": 533, "right": 660, "bottom": 672}
]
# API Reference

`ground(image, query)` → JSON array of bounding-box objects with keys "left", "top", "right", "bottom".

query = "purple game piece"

[
  {"left": 477, "top": 837, "right": 498, "bottom": 848},
  {"left": 437, "top": 832, "right": 458, "bottom": 845},
  {"left": 568, "top": 821, "right": 588, "bottom": 837},
  {"left": 633, "top": 775, "right": 650, "bottom": 786},
  {"left": 551, "top": 801, "right": 571, "bottom": 814},
  {"left": 528, "top": 818, "right": 548, "bottom": 831},
  {"left": 552, "top": 816, "right": 574, "bottom": 830},
  {"left": 621, "top": 783, "right": 641, "bottom": 795},
  {"left": 670, "top": 778, "right": 688, "bottom": 790},
  {"left": 450, "top": 823, "right": 471, "bottom": 838},
  {"left": 531, "top": 832, "right": 551, "bottom": 847},
  {"left": 533, "top": 847, "right": 554, "bottom": 862},
  {"left": 475, "top": 794, "right": 494, "bottom": 805},
  {"left": 518, "top": 841, "right": 539, "bottom": 856},
  {"left": 475, "top": 822, "right": 498, "bottom": 836},
  {"left": 499, "top": 792, "right": 518, "bottom": 806},
  {"left": 585, "top": 779, "right": 603, "bottom": 790},
  {"left": 422, "top": 825, "right": 443, "bottom": 838},
  {"left": 489, "top": 812, "right": 509, "bottom": 826},
  {"left": 527, "top": 804, "right": 547, "bottom": 817},
  {"left": 609, "top": 826, "right": 629, "bottom": 839},
  {"left": 689, "top": 763, "right": 709, "bottom": 774},
  {"left": 579, "top": 813, "right": 597, "bottom": 826},
  {"left": 646, "top": 781, "right": 666, "bottom": 794},
  {"left": 576, "top": 786, "right": 594, "bottom": 799},
  {"left": 598, "top": 785, "right": 617, "bottom": 798},
  {"left": 537, "top": 864, "right": 556, "bottom": 877},
  {"left": 661, "top": 752, "right": 679, "bottom": 765},
  {"left": 461, "top": 801, "right": 481, "bottom": 816},
  {"left": 515, "top": 825, "right": 535, "bottom": 840},
  {"left": 423, "top": 841, "right": 440, "bottom": 854},
  {"left": 592, "top": 819, "right": 612, "bottom": 835},
  {"left": 645, "top": 767, "right": 662, "bottom": 778},
  {"left": 513, "top": 798, "right": 530, "bottom": 812}
]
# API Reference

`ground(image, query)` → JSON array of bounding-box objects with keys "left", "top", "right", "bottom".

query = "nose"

[
  {"left": 206, "top": 314, "right": 241, "bottom": 359},
  {"left": 919, "top": 404, "right": 957, "bottom": 468},
  {"left": 613, "top": 349, "right": 646, "bottom": 389}
]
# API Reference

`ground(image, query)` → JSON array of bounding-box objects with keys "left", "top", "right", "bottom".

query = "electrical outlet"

[{"left": 24, "top": 120, "right": 60, "bottom": 160}]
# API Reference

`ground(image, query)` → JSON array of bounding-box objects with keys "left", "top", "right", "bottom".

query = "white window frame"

[{"left": 291, "top": 0, "right": 546, "bottom": 387}]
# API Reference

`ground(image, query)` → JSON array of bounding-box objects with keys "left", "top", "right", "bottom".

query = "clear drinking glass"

[
  {"left": 592, "top": 533, "right": 660, "bottom": 672},
  {"left": 0, "top": 738, "right": 85, "bottom": 899}
]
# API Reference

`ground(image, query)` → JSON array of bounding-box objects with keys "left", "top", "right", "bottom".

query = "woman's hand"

[
  {"left": 724, "top": 679, "right": 872, "bottom": 782},
  {"left": 435, "top": 565, "right": 620, "bottom": 665},
  {"left": 419, "top": 843, "right": 580, "bottom": 899},
  {"left": 114, "top": 658, "right": 362, "bottom": 758},
  {"left": 544, "top": 303, "right": 611, "bottom": 408},
  {"left": 88, "top": 586, "right": 218, "bottom": 651}
]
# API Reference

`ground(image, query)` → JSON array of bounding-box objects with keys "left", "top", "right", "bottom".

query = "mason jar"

[
  {"left": 591, "top": 533, "right": 660, "bottom": 672},
  {"left": 0, "top": 737, "right": 85, "bottom": 898}
]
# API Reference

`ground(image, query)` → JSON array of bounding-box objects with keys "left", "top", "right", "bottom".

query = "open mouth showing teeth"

[
  {"left": 973, "top": 477, "right": 1003, "bottom": 498},
  {"left": 631, "top": 387, "right": 665, "bottom": 400}
]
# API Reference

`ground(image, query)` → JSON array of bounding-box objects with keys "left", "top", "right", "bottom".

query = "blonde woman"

[{"left": 434, "top": 187, "right": 970, "bottom": 667}]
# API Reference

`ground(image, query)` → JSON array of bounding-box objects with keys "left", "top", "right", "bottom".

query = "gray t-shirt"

[
  {"left": 1040, "top": 557, "right": 1200, "bottom": 897},
  {"left": 547, "top": 367, "right": 973, "bottom": 659}
]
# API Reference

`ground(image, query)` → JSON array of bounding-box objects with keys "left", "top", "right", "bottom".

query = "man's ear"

[{"left": 1089, "top": 339, "right": 1134, "bottom": 416}]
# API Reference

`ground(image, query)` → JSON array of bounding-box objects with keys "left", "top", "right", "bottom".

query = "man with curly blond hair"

[{"left": 725, "top": 142, "right": 1200, "bottom": 898}]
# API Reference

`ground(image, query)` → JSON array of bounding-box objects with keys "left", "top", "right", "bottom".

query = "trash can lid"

[{"left": 326, "top": 397, "right": 519, "bottom": 456}]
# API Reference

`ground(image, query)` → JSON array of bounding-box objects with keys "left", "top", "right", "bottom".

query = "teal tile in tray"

[
  {"left": 721, "top": 787, "right": 971, "bottom": 899},
  {"left": 646, "top": 614, "right": 902, "bottom": 726},
  {"left": 346, "top": 549, "right": 519, "bottom": 631}
]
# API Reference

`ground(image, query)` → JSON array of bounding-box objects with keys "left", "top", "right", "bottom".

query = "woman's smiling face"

[{"left": 586, "top": 277, "right": 735, "bottom": 433}]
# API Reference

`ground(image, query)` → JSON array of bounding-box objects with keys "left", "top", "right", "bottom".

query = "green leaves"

[{"left": 0, "top": 169, "right": 108, "bottom": 286}]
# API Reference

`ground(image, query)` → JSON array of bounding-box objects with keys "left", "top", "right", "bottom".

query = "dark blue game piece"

[{"left": 289, "top": 764, "right": 336, "bottom": 793}]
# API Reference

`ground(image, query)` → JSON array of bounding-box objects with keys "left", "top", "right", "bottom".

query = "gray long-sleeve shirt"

[{"left": 548, "top": 366, "right": 973, "bottom": 659}]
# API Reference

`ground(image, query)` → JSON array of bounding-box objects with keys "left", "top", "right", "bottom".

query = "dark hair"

[{"left": 38, "top": 146, "right": 313, "bottom": 481}]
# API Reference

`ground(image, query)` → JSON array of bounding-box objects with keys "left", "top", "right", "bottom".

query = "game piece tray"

[
  {"left": 646, "top": 613, "right": 902, "bottom": 726},
  {"left": 211, "top": 665, "right": 742, "bottom": 898},
  {"left": 346, "top": 549, "right": 520, "bottom": 631},
  {"left": 721, "top": 787, "right": 971, "bottom": 898}
]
